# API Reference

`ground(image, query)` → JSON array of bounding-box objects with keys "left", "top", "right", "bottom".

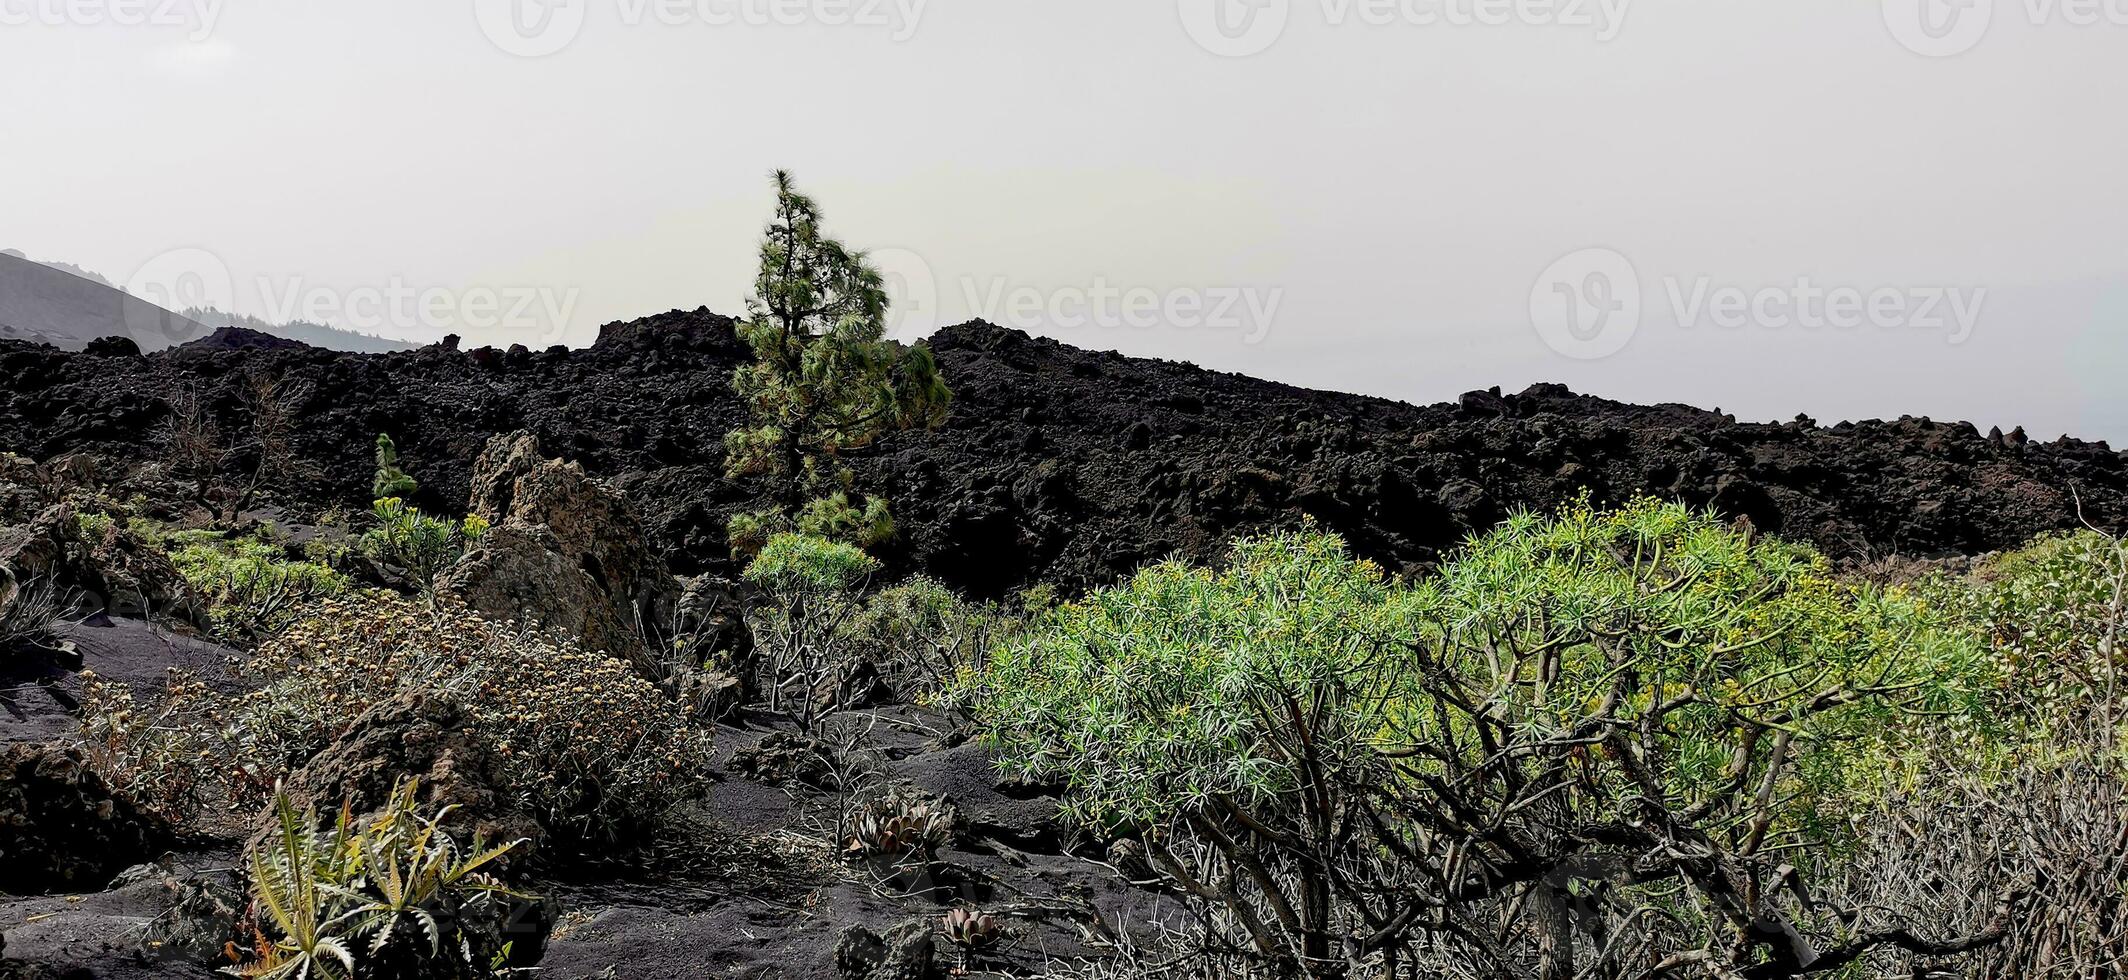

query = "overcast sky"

[{"left": 3, "top": 0, "right": 2124, "bottom": 440}]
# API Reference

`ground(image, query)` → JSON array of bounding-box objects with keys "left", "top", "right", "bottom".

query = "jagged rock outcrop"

[
  {"left": 81, "top": 336, "right": 142, "bottom": 359},
  {"left": 279, "top": 692, "right": 543, "bottom": 861},
  {"left": 0, "top": 504, "right": 195, "bottom": 622},
  {"left": 833, "top": 920, "right": 939, "bottom": 980},
  {"left": 670, "top": 573, "right": 750, "bottom": 691},
  {"left": 439, "top": 432, "right": 680, "bottom": 663},
  {"left": 3, "top": 311, "right": 2124, "bottom": 597},
  {"left": 0, "top": 452, "right": 38, "bottom": 522},
  {"left": 0, "top": 743, "right": 166, "bottom": 894}
]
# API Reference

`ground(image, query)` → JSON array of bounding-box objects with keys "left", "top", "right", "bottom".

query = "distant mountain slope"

[
  {"left": 1, "top": 309, "right": 2122, "bottom": 597},
  {"left": 178, "top": 308, "right": 414, "bottom": 354},
  {"left": 0, "top": 251, "right": 417, "bottom": 354},
  {"left": 0, "top": 250, "right": 213, "bottom": 351}
]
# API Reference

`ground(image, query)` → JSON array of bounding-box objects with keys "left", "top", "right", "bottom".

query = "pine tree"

[{"left": 724, "top": 172, "right": 951, "bottom": 555}]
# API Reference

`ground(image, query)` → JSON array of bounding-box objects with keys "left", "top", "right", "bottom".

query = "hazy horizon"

[{"left": 5, "top": 1, "right": 2124, "bottom": 441}]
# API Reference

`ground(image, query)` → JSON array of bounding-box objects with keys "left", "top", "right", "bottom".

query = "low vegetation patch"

[
  {"left": 168, "top": 529, "right": 348, "bottom": 641},
  {"left": 230, "top": 779, "right": 529, "bottom": 980},
  {"left": 741, "top": 533, "right": 1023, "bottom": 729},
  {"left": 742, "top": 533, "right": 881, "bottom": 731},
  {"left": 0, "top": 570, "right": 68, "bottom": 658},
  {"left": 359, "top": 497, "right": 486, "bottom": 592},
  {"left": 973, "top": 501, "right": 2036, "bottom": 979},
  {"left": 84, "top": 592, "right": 716, "bottom": 854}
]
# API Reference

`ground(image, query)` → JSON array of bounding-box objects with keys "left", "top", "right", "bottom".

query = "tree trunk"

[
  {"left": 1533, "top": 883, "right": 1577, "bottom": 980},
  {"left": 1302, "top": 871, "right": 1339, "bottom": 978}
]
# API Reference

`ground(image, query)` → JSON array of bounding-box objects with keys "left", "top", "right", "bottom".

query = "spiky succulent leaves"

[
  {"left": 325, "top": 780, "right": 524, "bottom": 963},
  {"left": 725, "top": 171, "right": 951, "bottom": 554},
  {"left": 940, "top": 908, "right": 1001, "bottom": 949},
  {"left": 844, "top": 789, "right": 955, "bottom": 862},
  {"left": 236, "top": 779, "right": 524, "bottom": 980},
  {"left": 235, "top": 792, "right": 356, "bottom": 980}
]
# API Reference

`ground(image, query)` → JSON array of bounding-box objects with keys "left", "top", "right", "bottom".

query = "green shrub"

[
  {"left": 976, "top": 503, "right": 1992, "bottom": 978},
  {"left": 728, "top": 540, "right": 1015, "bottom": 728},
  {"left": 84, "top": 593, "right": 716, "bottom": 851},
  {"left": 72, "top": 509, "right": 117, "bottom": 541},
  {"left": 170, "top": 534, "right": 347, "bottom": 641},
  {"left": 1809, "top": 530, "right": 2128, "bottom": 978},
  {"left": 1927, "top": 529, "right": 2128, "bottom": 727},
  {"left": 359, "top": 498, "right": 484, "bottom": 590},
  {"left": 843, "top": 576, "right": 1018, "bottom": 712},
  {"left": 1398, "top": 500, "right": 1988, "bottom": 844},
  {"left": 233, "top": 778, "right": 524, "bottom": 980},
  {"left": 249, "top": 595, "right": 714, "bottom": 847},
  {"left": 742, "top": 533, "right": 879, "bottom": 730},
  {"left": 744, "top": 532, "right": 878, "bottom": 594},
  {"left": 79, "top": 669, "right": 234, "bottom": 823},
  {"left": 979, "top": 527, "right": 1403, "bottom": 831}
]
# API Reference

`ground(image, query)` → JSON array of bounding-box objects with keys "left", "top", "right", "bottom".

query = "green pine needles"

[{"left": 724, "top": 171, "right": 951, "bottom": 556}]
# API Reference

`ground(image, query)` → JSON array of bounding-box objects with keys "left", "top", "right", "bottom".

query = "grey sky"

[{"left": 3, "top": 0, "right": 2124, "bottom": 440}]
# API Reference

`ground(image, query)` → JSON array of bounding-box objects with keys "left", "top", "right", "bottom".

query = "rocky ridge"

[{"left": 0, "top": 309, "right": 2121, "bottom": 596}]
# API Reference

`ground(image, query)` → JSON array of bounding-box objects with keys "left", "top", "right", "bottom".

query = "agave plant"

[
  {"left": 229, "top": 779, "right": 525, "bottom": 979},
  {"left": 938, "top": 907, "right": 1002, "bottom": 950},
  {"left": 841, "top": 789, "right": 955, "bottom": 863}
]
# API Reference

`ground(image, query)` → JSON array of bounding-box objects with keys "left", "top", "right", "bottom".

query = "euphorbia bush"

[
  {"left": 169, "top": 531, "right": 347, "bottom": 641},
  {"left": 742, "top": 533, "right": 879, "bottom": 730},
  {"left": 976, "top": 502, "right": 1997, "bottom": 979},
  {"left": 359, "top": 497, "right": 485, "bottom": 590},
  {"left": 978, "top": 528, "right": 1416, "bottom": 973}
]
